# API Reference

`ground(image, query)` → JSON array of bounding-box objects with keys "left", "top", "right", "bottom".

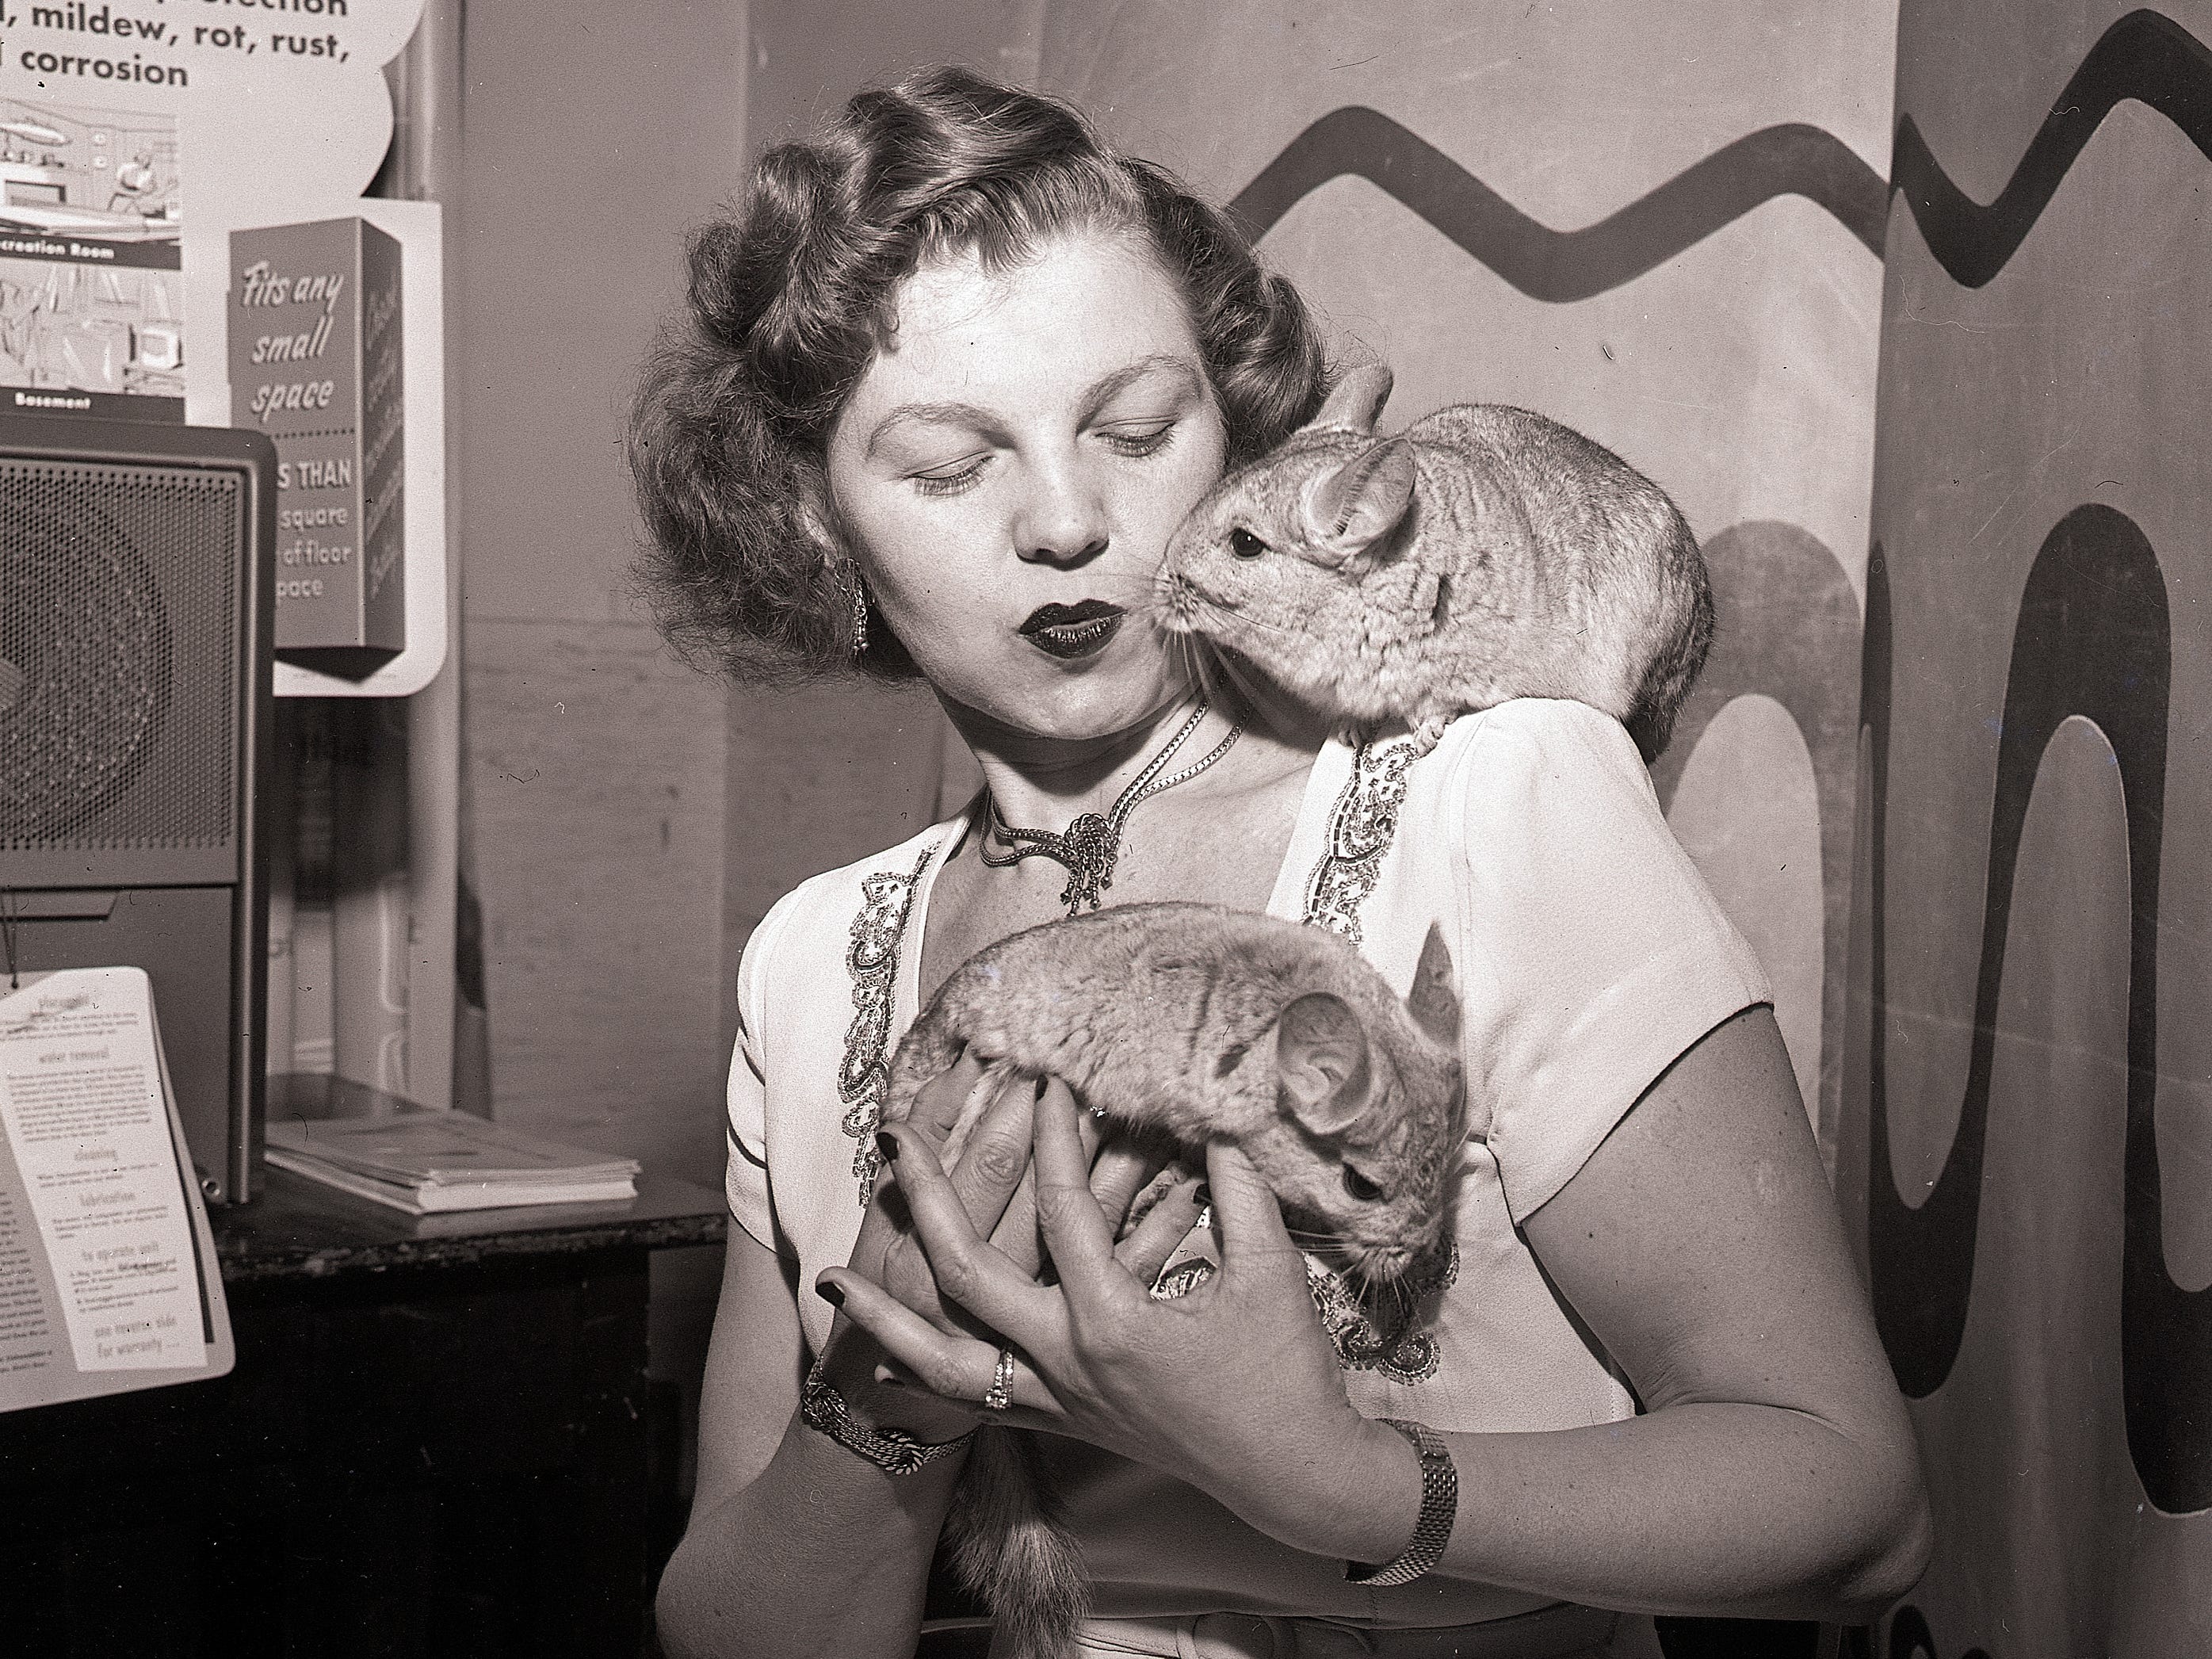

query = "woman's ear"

[
  {"left": 790, "top": 457, "right": 848, "bottom": 564},
  {"left": 1312, "top": 361, "right": 1394, "bottom": 434},
  {"left": 1274, "top": 992, "right": 1373, "bottom": 1137},
  {"left": 798, "top": 501, "right": 842, "bottom": 566}
]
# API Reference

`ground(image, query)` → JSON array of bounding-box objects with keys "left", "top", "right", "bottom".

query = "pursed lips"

[{"left": 1018, "top": 600, "right": 1125, "bottom": 659}]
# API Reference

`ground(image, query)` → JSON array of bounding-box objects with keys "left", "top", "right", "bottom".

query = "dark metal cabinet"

[{"left": 0, "top": 1169, "right": 724, "bottom": 1659}]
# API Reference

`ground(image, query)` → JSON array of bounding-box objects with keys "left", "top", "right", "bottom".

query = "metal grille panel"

[{"left": 1, "top": 457, "right": 240, "bottom": 854}]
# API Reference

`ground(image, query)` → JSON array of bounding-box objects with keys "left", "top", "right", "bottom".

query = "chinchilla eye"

[
  {"left": 1229, "top": 526, "right": 1269, "bottom": 560},
  {"left": 1341, "top": 1166, "right": 1384, "bottom": 1203}
]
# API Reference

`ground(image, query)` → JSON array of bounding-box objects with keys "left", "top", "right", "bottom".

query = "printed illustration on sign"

[{"left": 0, "top": 96, "right": 180, "bottom": 418}]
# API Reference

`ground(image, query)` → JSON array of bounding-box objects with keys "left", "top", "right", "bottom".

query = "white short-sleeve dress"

[{"left": 724, "top": 699, "right": 1771, "bottom": 1635}]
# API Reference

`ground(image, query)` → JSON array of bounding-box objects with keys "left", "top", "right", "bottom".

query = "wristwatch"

[
  {"left": 1345, "top": 1417, "right": 1458, "bottom": 1586},
  {"left": 800, "top": 1356, "right": 972, "bottom": 1475}
]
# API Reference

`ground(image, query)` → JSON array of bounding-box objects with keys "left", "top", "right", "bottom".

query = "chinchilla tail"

[{"left": 948, "top": 1426, "right": 1091, "bottom": 1659}]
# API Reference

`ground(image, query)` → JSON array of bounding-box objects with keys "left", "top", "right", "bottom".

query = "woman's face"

[{"left": 825, "top": 230, "right": 1228, "bottom": 743}]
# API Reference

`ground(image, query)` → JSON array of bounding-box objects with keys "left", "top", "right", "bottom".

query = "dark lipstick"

[{"left": 1018, "top": 600, "right": 1125, "bottom": 660}]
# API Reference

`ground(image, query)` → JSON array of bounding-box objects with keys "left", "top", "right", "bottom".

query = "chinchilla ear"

[
  {"left": 1312, "top": 362, "right": 1394, "bottom": 434},
  {"left": 1274, "top": 992, "right": 1373, "bottom": 1137},
  {"left": 1404, "top": 923, "right": 1461, "bottom": 1051},
  {"left": 1300, "top": 436, "right": 1419, "bottom": 563}
]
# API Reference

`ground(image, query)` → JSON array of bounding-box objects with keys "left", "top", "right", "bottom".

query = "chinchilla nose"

[
  {"left": 1155, "top": 568, "right": 1197, "bottom": 624},
  {"left": 1397, "top": 1234, "right": 1449, "bottom": 1286}
]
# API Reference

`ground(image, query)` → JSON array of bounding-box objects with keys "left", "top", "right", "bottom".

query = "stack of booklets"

[{"left": 265, "top": 1114, "right": 641, "bottom": 1214}]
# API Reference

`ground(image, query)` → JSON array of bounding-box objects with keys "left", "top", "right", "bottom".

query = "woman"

[{"left": 633, "top": 67, "right": 1930, "bottom": 1659}]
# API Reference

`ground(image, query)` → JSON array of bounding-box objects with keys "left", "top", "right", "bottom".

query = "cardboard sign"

[{"left": 227, "top": 214, "right": 404, "bottom": 671}]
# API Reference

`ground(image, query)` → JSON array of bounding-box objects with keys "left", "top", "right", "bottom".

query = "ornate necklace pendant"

[{"left": 1056, "top": 811, "right": 1119, "bottom": 912}]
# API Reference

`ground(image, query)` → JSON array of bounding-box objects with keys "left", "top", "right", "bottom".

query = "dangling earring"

[{"left": 845, "top": 564, "right": 869, "bottom": 656}]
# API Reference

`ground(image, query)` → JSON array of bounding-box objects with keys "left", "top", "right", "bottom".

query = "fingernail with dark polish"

[
  {"left": 1193, "top": 1183, "right": 1211, "bottom": 1208},
  {"left": 875, "top": 1131, "right": 900, "bottom": 1164},
  {"left": 817, "top": 1281, "right": 845, "bottom": 1308}
]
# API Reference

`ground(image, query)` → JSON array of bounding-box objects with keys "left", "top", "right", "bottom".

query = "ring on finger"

[{"left": 981, "top": 1344, "right": 1016, "bottom": 1412}]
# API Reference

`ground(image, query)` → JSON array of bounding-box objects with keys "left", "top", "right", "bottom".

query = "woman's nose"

[{"left": 1011, "top": 456, "right": 1109, "bottom": 567}]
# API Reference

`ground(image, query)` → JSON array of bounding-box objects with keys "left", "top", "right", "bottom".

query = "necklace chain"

[{"left": 980, "top": 699, "right": 1242, "bottom": 916}]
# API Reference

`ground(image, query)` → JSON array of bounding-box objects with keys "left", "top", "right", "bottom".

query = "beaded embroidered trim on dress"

[
  {"left": 840, "top": 839, "right": 939, "bottom": 1208},
  {"left": 1303, "top": 1246, "right": 1454, "bottom": 1383},
  {"left": 1303, "top": 737, "right": 1419, "bottom": 944},
  {"left": 1298, "top": 733, "right": 1447, "bottom": 1383}
]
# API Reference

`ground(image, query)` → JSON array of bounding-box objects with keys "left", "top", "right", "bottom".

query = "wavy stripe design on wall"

[
  {"left": 1857, "top": 508, "right": 2211, "bottom": 1516},
  {"left": 1227, "top": 108, "right": 1885, "bottom": 299},
  {"left": 1226, "top": 10, "right": 2210, "bottom": 300},
  {"left": 1855, "top": 5, "right": 2212, "bottom": 1531},
  {"left": 1893, "top": 7, "right": 2212, "bottom": 286},
  {"left": 1649, "top": 524, "right": 1862, "bottom": 1134}
]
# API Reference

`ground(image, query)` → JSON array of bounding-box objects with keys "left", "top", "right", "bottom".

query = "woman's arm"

[
  {"left": 656, "top": 1055, "right": 1029, "bottom": 1659},
  {"left": 1420, "top": 1005, "right": 1933, "bottom": 1618},
  {"left": 830, "top": 1011, "right": 1931, "bottom": 1623},
  {"left": 653, "top": 1225, "right": 967, "bottom": 1659},
  {"left": 659, "top": 1058, "right": 1186, "bottom": 1659}
]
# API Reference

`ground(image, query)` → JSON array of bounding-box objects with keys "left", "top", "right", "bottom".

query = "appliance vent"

[{"left": 0, "top": 458, "right": 239, "bottom": 853}]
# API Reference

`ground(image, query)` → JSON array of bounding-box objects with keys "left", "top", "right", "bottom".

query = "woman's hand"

[
  {"left": 816, "top": 1051, "right": 1037, "bottom": 1443},
  {"left": 818, "top": 1054, "right": 1175, "bottom": 1442},
  {"left": 819, "top": 1081, "right": 1414, "bottom": 1561}
]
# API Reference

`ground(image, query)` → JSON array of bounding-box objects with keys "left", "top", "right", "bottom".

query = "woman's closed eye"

[
  {"left": 909, "top": 451, "right": 993, "bottom": 498},
  {"left": 906, "top": 423, "right": 1168, "bottom": 496},
  {"left": 1097, "top": 420, "right": 1175, "bottom": 460}
]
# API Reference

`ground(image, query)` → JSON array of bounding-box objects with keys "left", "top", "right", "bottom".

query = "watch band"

[
  {"left": 800, "top": 1356, "right": 972, "bottom": 1475},
  {"left": 1345, "top": 1417, "right": 1458, "bottom": 1586}
]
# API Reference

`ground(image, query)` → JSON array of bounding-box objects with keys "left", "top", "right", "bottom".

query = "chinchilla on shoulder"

[{"left": 1159, "top": 362, "right": 1712, "bottom": 763}]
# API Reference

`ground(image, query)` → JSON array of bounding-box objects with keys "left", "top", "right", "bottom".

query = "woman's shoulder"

[
  {"left": 1417, "top": 697, "right": 1657, "bottom": 829},
  {"left": 738, "top": 818, "right": 960, "bottom": 988},
  {"left": 1430, "top": 695, "right": 1643, "bottom": 769},
  {"left": 1393, "top": 694, "right": 1760, "bottom": 977}
]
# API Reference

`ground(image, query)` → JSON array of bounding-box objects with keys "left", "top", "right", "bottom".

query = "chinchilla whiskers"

[
  {"left": 1155, "top": 632, "right": 1251, "bottom": 728},
  {"left": 1190, "top": 642, "right": 1276, "bottom": 717},
  {"left": 1343, "top": 1259, "right": 1423, "bottom": 1314},
  {"left": 1172, "top": 633, "right": 1226, "bottom": 706},
  {"left": 1083, "top": 571, "right": 1172, "bottom": 610},
  {"left": 1385, "top": 1273, "right": 1433, "bottom": 1325},
  {"left": 1138, "top": 582, "right": 1305, "bottom": 642},
  {"left": 1098, "top": 583, "right": 1320, "bottom": 762}
]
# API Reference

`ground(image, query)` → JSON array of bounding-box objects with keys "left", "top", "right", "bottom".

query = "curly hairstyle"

[{"left": 628, "top": 65, "right": 1330, "bottom": 682}]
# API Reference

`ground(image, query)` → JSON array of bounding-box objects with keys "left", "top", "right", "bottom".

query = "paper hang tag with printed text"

[{"left": 0, "top": 968, "right": 233, "bottom": 1412}]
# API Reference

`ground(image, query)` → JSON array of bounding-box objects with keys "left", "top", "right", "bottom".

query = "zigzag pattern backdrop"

[
  {"left": 1225, "top": 111, "right": 1890, "bottom": 293},
  {"left": 1836, "top": 5, "right": 2212, "bottom": 1654},
  {"left": 1042, "top": 1, "right": 2210, "bottom": 1649}
]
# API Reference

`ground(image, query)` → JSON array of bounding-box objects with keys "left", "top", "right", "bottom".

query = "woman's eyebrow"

[
  {"left": 862, "top": 354, "right": 1205, "bottom": 461},
  {"left": 862, "top": 400, "right": 997, "bottom": 461},
  {"left": 1079, "top": 354, "right": 1203, "bottom": 416}
]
